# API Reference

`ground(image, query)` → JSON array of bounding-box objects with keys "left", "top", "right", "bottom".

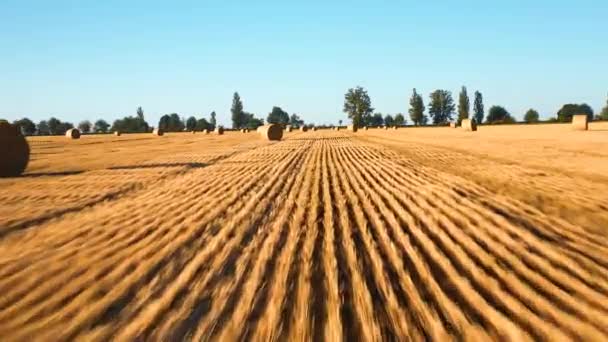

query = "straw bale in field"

[
  {"left": 114, "top": 131, "right": 121, "bottom": 136},
  {"left": 65, "top": 128, "right": 81, "bottom": 139},
  {"left": 300, "top": 126, "right": 308, "bottom": 132},
  {"left": 215, "top": 127, "right": 224, "bottom": 135},
  {"left": 153, "top": 128, "right": 164, "bottom": 136},
  {"left": 204, "top": 129, "right": 210, "bottom": 134},
  {"left": 285, "top": 125, "right": 292, "bottom": 132},
  {"left": 364, "top": 126, "right": 368, "bottom": 130},
  {"left": 393, "top": 126, "right": 398, "bottom": 130},
  {"left": 450, "top": 122, "right": 457, "bottom": 128},
  {"left": 572, "top": 114, "right": 588, "bottom": 131},
  {"left": 461, "top": 119, "right": 477, "bottom": 131},
  {"left": 348, "top": 124, "right": 357, "bottom": 132},
  {"left": 0, "top": 120, "right": 30, "bottom": 177},
  {"left": 312, "top": 127, "right": 317, "bottom": 131},
  {"left": 258, "top": 124, "right": 283, "bottom": 141}
]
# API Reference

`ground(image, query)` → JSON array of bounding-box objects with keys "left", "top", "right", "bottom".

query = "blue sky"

[{"left": 1, "top": 0, "right": 606, "bottom": 127}]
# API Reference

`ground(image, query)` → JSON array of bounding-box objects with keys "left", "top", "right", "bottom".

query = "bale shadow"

[
  {"left": 107, "top": 162, "right": 207, "bottom": 170},
  {"left": 20, "top": 170, "right": 85, "bottom": 178}
]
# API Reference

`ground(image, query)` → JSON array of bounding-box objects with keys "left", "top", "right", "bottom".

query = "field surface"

[{"left": 0, "top": 125, "right": 607, "bottom": 341}]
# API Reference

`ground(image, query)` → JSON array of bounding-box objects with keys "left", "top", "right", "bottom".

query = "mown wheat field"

[{"left": 1, "top": 124, "right": 608, "bottom": 341}]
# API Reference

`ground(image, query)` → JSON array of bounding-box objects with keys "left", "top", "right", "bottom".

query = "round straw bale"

[
  {"left": 364, "top": 126, "right": 368, "bottom": 130},
  {"left": 347, "top": 124, "right": 357, "bottom": 132},
  {"left": 204, "top": 129, "right": 210, "bottom": 134},
  {"left": 153, "top": 128, "right": 164, "bottom": 136},
  {"left": 0, "top": 120, "right": 30, "bottom": 177},
  {"left": 461, "top": 118, "right": 477, "bottom": 131},
  {"left": 285, "top": 125, "right": 292, "bottom": 132},
  {"left": 393, "top": 126, "right": 398, "bottom": 130},
  {"left": 65, "top": 128, "right": 81, "bottom": 139},
  {"left": 572, "top": 114, "right": 588, "bottom": 131},
  {"left": 258, "top": 124, "right": 283, "bottom": 141},
  {"left": 215, "top": 126, "right": 224, "bottom": 135},
  {"left": 191, "top": 130, "right": 196, "bottom": 134},
  {"left": 449, "top": 122, "right": 457, "bottom": 128},
  {"left": 300, "top": 126, "right": 308, "bottom": 132},
  {"left": 312, "top": 126, "right": 317, "bottom": 131},
  {"left": 384, "top": 126, "right": 389, "bottom": 130},
  {"left": 114, "top": 131, "right": 121, "bottom": 136}
]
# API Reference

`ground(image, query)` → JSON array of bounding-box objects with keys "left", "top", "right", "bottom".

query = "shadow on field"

[
  {"left": 21, "top": 170, "right": 85, "bottom": 178},
  {"left": 107, "top": 162, "right": 207, "bottom": 170}
]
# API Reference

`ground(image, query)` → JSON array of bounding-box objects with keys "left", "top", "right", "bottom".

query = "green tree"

[
  {"left": 557, "top": 103, "right": 594, "bottom": 122},
  {"left": 186, "top": 116, "right": 197, "bottom": 131},
  {"left": 243, "top": 112, "right": 264, "bottom": 129},
  {"left": 343, "top": 86, "right": 374, "bottom": 128},
  {"left": 137, "top": 106, "right": 144, "bottom": 121},
  {"left": 457, "top": 86, "right": 470, "bottom": 124},
  {"left": 209, "top": 111, "right": 217, "bottom": 130},
  {"left": 231, "top": 92, "right": 244, "bottom": 129},
  {"left": 94, "top": 119, "right": 110, "bottom": 133},
  {"left": 289, "top": 113, "right": 304, "bottom": 127},
  {"left": 600, "top": 94, "right": 608, "bottom": 120},
  {"left": 369, "top": 113, "right": 384, "bottom": 126},
  {"left": 384, "top": 114, "right": 394, "bottom": 126},
  {"left": 158, "top": 115, "right": 170, "bottom": 131},
  {"left": 112, "top": 116, "right": 149, "bottom": 133},
  {"left": 195, "top": 118, "right": 209, "bottom": 131},
  {"left": 524, "top": 109, "right": 540, "bottom": 123},
  {"left": 78, "top": 120, "right": 92, "bottom": 133},
  {"left": 267, "top": 106, "right": 290, "bottom": 125},
  {"left": 473, "top": 91, "right": 484, "bottom": 124},
  {"left": 37, "top": 120, "right": 50, "bottom": 135},
  {"left": 428, "top": 90, "right": 455, "bottom": 125},
  {"left": 13, "top": 118, "right": 36, "bottom": 135},
  {"left": 394, "top": 113, "right": 405, "bottom": 126},
  {"left": 48, "top": 117, "right": 61, "bottom": 135},
  {"left": 408, "top": 88, "right": 426, "bottom": 126},
  {"left": 165, "top": 113, "right": 184, "bottom": 131},
  {"left": 486, "top": 106, "right": 512, "bottom": 123}
]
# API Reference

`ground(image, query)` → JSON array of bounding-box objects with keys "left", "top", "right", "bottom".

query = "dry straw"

[
  {"left": 65, "top": 128, "right": 81, "bottom": 139},
  {"left": 393, "top": 126, "right": 398, "bottom": 130},
  {"left": 285, "top": 125, "right": 292, "bottom": 132},
  {"left": 450, "top": 122, "right": 457, "bottom": 128},
  {"left": 153, "top": 128, "right": 164, "bottom": 136},
  {"left": 461, "top": 119, "right": 477, "bottom": 132},
  {"left": 204, "top": 129, "right": 210, "bottom": 134},
  {"left": 300, "top": 126, "right": 308, "bottom": 132},
  {"left": 572, "top": 114, "right": 588, "bottom": 131},
  {"left": 364, "top": 126, "right": 368, "bottom": 130},
  {"left": 114, "top": 131, "right": 121, "bottom": 136},
  {"left": 258, "top": 124, "right": 283, "bottom": 141},
  {"left": 348, "top": 124, "right": 358, "bottom": 132},
  {"left": 312, "top": 127, "right": 317, "bottom": 131},
  {"left": 0, "top": 120, "right": 30, "bottom": 177},
  {"left": 215, "top": 127, "right": 224, "bottom": 135}
]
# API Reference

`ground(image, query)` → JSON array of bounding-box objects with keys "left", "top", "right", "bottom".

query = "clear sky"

[{"left": 1, "top": 0, "right": 606, "bottom": 127}]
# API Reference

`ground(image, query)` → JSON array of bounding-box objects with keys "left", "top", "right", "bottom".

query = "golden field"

[{"left": 0, "top": 124, "right": 607, "bottom": 341}]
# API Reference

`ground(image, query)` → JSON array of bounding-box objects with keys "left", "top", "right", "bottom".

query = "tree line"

[
  {"left": 230, "top": 92, "right": 305, "bottom": 129},
  {"left": 344, "top": 87, "right": 608, "bottom": 127}
]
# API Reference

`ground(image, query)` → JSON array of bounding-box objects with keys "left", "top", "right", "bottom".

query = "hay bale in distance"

[
  {"left": 215, "top": 126, "right": 224, "bottom": 135},
  {"left": 393, "top": 126, "right": 398, "bottom": 130},
  {"left": 300, "top": 126, "right": 308, "bottom": 132},
  {"left": 312, "top": 126, "right": 317, "bottom": 131},
  {"left": 258, "top": 124, "right": 283, "bottom": 141},
  {"left": 65, "top": 128, "right": 81, "bottom": 139},
  {"left": 572, "top": 114, "right": 588, "bottom": 131},
  {"left": 114, "top": 131, "right": 121, "bottom": 136},
  {"left": 461, "top": 119, "right": 477, "bottom": 132},
  {"left": 153, "top": 128, "right": 164, "bottom": 136},
  {"left": 0, "top": 121, "right": 30, "bottom": 177},
  {"left": 450, "top": 122, "right": 457, "bottom": 128},
  {"left": 285, "top": 125, "right": 292, "bottom": 132},
  {"left": 347, "top": 124, "right": 358, "bottom": 132},
  {"left": 364, "top": 126, "right": 369, "bottom": 130},
  {"left": 204, "top": 129, "right": 210, "bottom": 134},
  {"left": 191, "top": 130, "right": 196, "bottom": 134}
]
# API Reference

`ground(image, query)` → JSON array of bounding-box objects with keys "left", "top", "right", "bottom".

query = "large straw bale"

[
  {"left": 300, "top": 126, "right": 308, "bottom": 132},
  {"left": 215, "top": 126, "right": 224, "bottom": 135},
  {"left": 347, "top": 124, "right": 358, "bottom": 132},
  {"left": 258, "top": 124, "right": 283, "bottom": 141},
  {"left": 572, "top": 114, "right": 588, "bottom": 131},
  {"left": 114, "top": 131, "right": 121, "bottom": 136},
  {"left": 461, "top": 119, "right": 477, "bottom": 132},
  {"left": 153, "top": 128, "right": 164, "bottom": 136},
  {"left": 450, "top": 122, "right": 457, "bottom": 128},
  {"left": 312, "top": 127, "right": 317, "bottom": 131},
  {"left": 65, "top": 128, "right": 81, "bottom": 139},
  {"left": 0, "top": 120, "right": 30, "bottom": 177}
]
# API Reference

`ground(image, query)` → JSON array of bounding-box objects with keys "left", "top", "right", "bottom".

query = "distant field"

[{"left": 0, "top": 125, "right": 607, "bottom": 340}]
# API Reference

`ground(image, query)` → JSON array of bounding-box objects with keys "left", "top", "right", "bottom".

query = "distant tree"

[
  {"left": 473, "top": 91, "right": 484, "bottom": 124},
  {"left": 78, "top": 120, "right": 92, "bottom": 133},
  {"left": 600, "top": 94, "right": 608, "bottom": 120},
  {"left": 289, "top": 113, "right": 304, "bottom": 127},
  {"left": 524, "top": 109, "right": 540, "bottom": 123},
  {"left": 428, "top": 90, "right": 455, "bottom": 125},
  {"left": 158, "top": 115, "right": 170, "bottom": 131},
  {"left": 557, "top": 103, "right": 594, "bottom": 122},
  {"left": 48, "top": 117, "right": 61, "bottom": 135},
  {"left": 408, "top": 88, "right": 426, "bottom": 126},
  {"left": 94, "top": 119, "right": 110, "bottom": 133},
  {"left": 186, "top": 116, "right": 197, "bottom": 131},
  {"left": 112, "top": 116, "right": 149, "bottom": 133},
  {"left": 394, "top": 113, "right": 405, "bottom": 126},
  {"left": 195, "top": 118, "right": 209, "bottom": 131},
  {"left": 384, "top": 114, "right": 394, "bottom": 126},
  {"left": 457, "top": 86, "right": 470, "bottom": 124},
  {"left": 13, "top": 118, "right": 36, "bottom": 135},
  {"left": 164, "top": 113, "right": 184, "bottom": 131},
  {"left": 243, "top": 112, "right": 264, "bottom": 129},
  {"left": 209, "top": 111, "right": 217, "bottom": 130},
  {"left": 343, "top": 86, "right": 374, "bottom": 128},
  {"left": 486, "top": 106, "right": 512, "bottom": 123},
  {"left": 369, "top": 113, "right": 384, "bottom": 126},
  {"left": 37, "top": 120, "right": 50, "bottom": 135},
  {"left": 137, "top": 106, "right": 144, "bottom": 121},
  {"left": 231, "top": 92, "right": 244, "bottom": 129},
  {"left": 267, "top": 106, "right": 290, "bottom": 125},
  {"left": 338, "top": 119, "right": 343, "bottom": 126}
]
